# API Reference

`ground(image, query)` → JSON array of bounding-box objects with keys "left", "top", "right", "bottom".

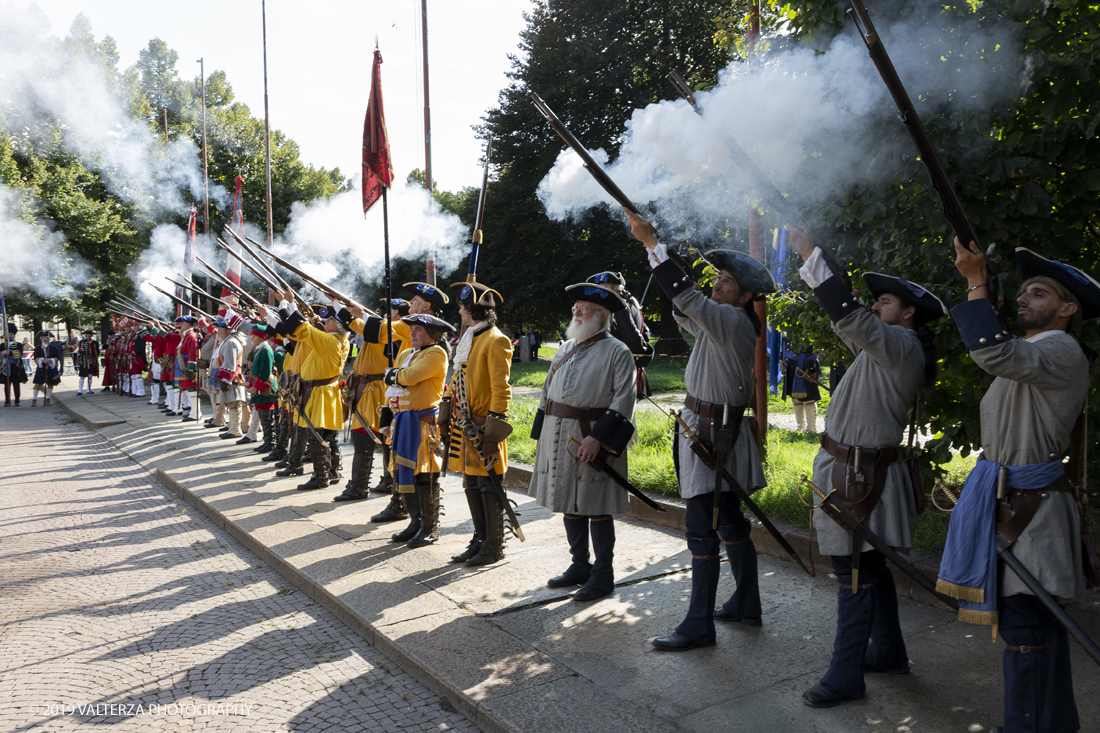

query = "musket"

[
  {"left": 246, "top": 238, "right": 378, "bottom": 317},
  {"left": 800, "top": 474, "right": 959, "bottom": 609},
  {"left": 847, "top": 0, "right": 999, "bottom": 303},
  {"left": 465, "top": 136, "right": 492, "bottom": 282},
  {"left": 113, "top": 293, "right": 160, "bottom": 319},
  {"left": 565, "top": 436, "right": 668, "bottom": 514},
  {"left": 144, "top": 285, "right": 217, "bottom": 322},
  {"left": 195, "top": 256, "right": 264, "bottom": 309},
  {"left": 530, "top": 91, "right": 641, "bottom": 215},
  {"left": 452, "top": 397, "right": 526, "bottom": 540},
  {"left": 0, "top": 287, "right": 10, "bottom": 382},
  {"left": 222, "top": 225, "right": 288, "bottom": 290},
  {"left": 167, "top": 275, "right": 232, "bottom": 315},
  {"left": 652, "top": 396, "right": 814, "bottom": 576},
  {"left": 275, "top": 384, "right": 329, "bottom": 457},
  {"left": 110, "top": 297, "right": 158, "bottom": 321},
  {"left": 217, "top": 239, "right": 282, "bottom": 292},
  {"left": 666, "top": 69, "right": 853, "bottom": 291}
]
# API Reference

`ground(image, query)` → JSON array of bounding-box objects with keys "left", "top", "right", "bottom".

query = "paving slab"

[{"left": 49, "top": 376, "right": 1100, "bottom": 733}]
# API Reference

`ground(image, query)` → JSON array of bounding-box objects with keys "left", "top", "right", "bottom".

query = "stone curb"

[{"left": 56, "top": 392, "right": 127, "bottom": 429}]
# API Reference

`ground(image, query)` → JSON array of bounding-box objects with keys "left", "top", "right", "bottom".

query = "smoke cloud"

[
  {"left": 0, "top": 184, "right": 91, "bottom": 299},
  {"left": 537, "top": 10, "right": 1027, "bottom": 246}
]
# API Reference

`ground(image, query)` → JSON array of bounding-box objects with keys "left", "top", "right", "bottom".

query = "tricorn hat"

[
  {"left": 175, "top": 315, "right": 198, "bottom": 325},
  {"left": 36, "top": 330, "right": 53, "bottom": 340},
  {"left": 82, "top": 329, "right": 95, "bottom": 336},
  {"left": 403, "top": 282, "right": 449, "bottom": 312},
  {"left": 863, "top": 272, "right": 949, "bottom": 326},
  {"left": 704, "top": 249, "right": 778, "bottom": 300},
  {"left": 380, "top": 298, "right": 411, "bottom": 316},
  {"left": 1016, "top": 247, "right": 1100, "bottom": 321},
  {"left": 401, "top": 312, "right": 457, "bottom": 337},
  {"left": 586, "top": 271, "right": 626, "bottom": 292},
  {"left": 564, "top": 283, "right": 627, "bottom": 313},
  {"left": 450, "top": 280, "right": 503, "bottom": 309}
]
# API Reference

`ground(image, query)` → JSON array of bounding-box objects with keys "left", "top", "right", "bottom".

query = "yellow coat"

[
  {"left": 348, "top": 316, "right": 411, "bottom": 431},
  {"left": 290, "top": 322, "right": 348, "bottom": 431},
  {"left": 448, "top": 324, "right": 513, "bottom": 476},
  {"left": 390, "top": 343, "right": 448, "bottom": 480}
]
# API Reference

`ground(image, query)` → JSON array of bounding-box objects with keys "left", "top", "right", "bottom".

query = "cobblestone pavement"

[{"left": 0, "top": 404, "right": 480, "bottom": 733}]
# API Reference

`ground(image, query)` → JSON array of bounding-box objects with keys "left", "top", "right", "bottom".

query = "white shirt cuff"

[
  {"left": 281, "top": 299, "right": 296, "bottom": 315},
  {"left": 798, "top": 247, "right": 832, "bottom": 289},
  {"left": 647, "top": 243, "right": 669, "bottom": 269}
]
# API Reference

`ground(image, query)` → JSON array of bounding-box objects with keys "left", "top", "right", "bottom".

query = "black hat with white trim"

[
  {"left": 403, "top": 282, "right": 449, "bottom": 312},
  {"left": 863, "top": 272, "right": 949, "bottom": 325},
  {"left": 564, "top": 283, "right": 627, "bottom": 313},
  {"left": 1016, "top": 247, "right": 1100, "bottom": 321},
  {"left": 450, "top": 280, "right": 503, "bottom": 309},
  {"left": 401, "top": 312, "right": 457, "bottom": 337},
  {"left": 704, "top": 249, "right": 778, "bottom": 300}
]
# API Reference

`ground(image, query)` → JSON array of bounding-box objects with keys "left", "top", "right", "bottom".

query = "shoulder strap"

[{"left": 543, "top": 331, "right": 611, "bottom": 398}]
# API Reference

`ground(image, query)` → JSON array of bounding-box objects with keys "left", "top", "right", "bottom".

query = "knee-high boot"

[
  {"left": 451, "top": 487, "right": 486, "bottom": 563},
  {"left": 673, "top": 535, "right": 721, "bottom": 645},
  {"left": 864, "top": 565, "right": 909, "bottom": 672},
  {"left": 372, "top": 443, "right": 394, "bottom": 493},
  {"left": 407, "top": 477, "right": 441, "bottom": 548},
  {"left": 327, "top": 434, "right": 342, "bottom": 484},
  {"left": 372, "top": 491, "right": 408, "bottom": 523},
  {"left": 276, "top": 430, "right": 306, "bottom": 476},
  {"left": 334, "top": 447, "right": 372, "bottom": 501},
  {"left": 297, "top": 432, "right": 332, "bottom": 490},
  {"left": 466, "top": 489, "right": 505, "bottom": 565},
  {"left": 264, "top": 415, "right": 289, "bottom": 461},
  {"left": 547, "top": 515, "right": 591, "bottom": 587},
  {"left": 255, "top": 410, "right": 276, "bottom": 453},
  {"left": 804, "top": 559, "right": 876, "bottom": 706},
  {"left": 716, "top": 515, "right": 761, "bottom": 623},
  {"left": 391, "top": 489, "right": 421, "bottom": 541},
  {"left": 572, "top": 515, "right": 614, "bottom": 601}
]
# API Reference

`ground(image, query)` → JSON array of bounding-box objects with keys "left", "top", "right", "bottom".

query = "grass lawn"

[{"left": 507, "top": 394, "right": 970, "bottom": 555}]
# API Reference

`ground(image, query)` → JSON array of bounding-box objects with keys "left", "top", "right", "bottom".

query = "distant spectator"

[
  {"left": 782, "top": 347, "right": 821, "bottom": 432},
  {"left": 21, "top": 337, "right": 33, "bottom": 374}
]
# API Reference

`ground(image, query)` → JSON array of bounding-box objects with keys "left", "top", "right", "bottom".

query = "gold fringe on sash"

[
  {"left": 957, "top": 607, "right": 999, "bottom": 627},
  {"left": 935, "top": 578, "right": 986, "bottom": 603}
]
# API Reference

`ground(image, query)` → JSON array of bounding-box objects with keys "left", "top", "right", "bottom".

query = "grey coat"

[
  {"left": 529, "top": 336, "right": 636, "bottom": 516},
  {"left": 673, "top": 290, "right": 766, "bottom": 499},
  {"left": 812, "top": 307, "right": 923, "bottom": 555},
  {"left": 212, "top": 332, "right": 246, "bottom": 405},
  {"left": 972, "top": 332, "right": 1086, "bottom": 602}
]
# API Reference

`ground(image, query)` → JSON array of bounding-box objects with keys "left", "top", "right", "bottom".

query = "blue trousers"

[
  {"left": 675, "top": 491, "right": 761, "bottom": 643},
  {"left": 999, "top": 593, "right": 1079, "bottom": 732},
  {"left": 819, "top": 551, "right": 909, "bottom": 699}
]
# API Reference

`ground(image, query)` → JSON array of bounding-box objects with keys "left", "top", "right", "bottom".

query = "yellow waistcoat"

[
  {"left": 447, "top": 325, "right": 513, "bottom": 476},
  {"left": 291, "top": 323, "right": 348, "bottom": 431}
]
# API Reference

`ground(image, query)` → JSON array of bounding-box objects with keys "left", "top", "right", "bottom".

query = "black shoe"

[
  {"left": 181, "top": 416, "right": 197, "bottom": 422},
  {"left": 203, "top": 423, "right": 221, "bottom": 429},
  {"left": 713, "top": 608, "right": 762, "bottom": 626},
  {"left": 263, "top": 451, "right": 287, "bottom": 463},
  {"left": 253, "top": 442, "right": 272, "bottom": 453},
  {"left": 333, "top": 486, "right": 368, "bottom": 502},
  {"left": 371, "top": 499, "right": 408, "bottom": 523},
  {"left": 801, "top": 683, "right": 860, "bottom": 708},
  {"left": 572, "top": 585, "right": 611, "bottom": 602},
  {"left": 547, "top": 573, "right": 587, "bottom": 589},
  {"left": 651, "top": 632, "right": 713, "bottom": 652},
  {"left": 235, "top": 436, "right": 256, "bottom": 445},
  {"left": 297, "top": 474, "right": 328, "bottom": 490},
  {"left": 451, "top": 541, "right": 482, "bottom": 564},
  {"left": 219, "top": 432, "right": 241, "bottom": 440},
  {"left": 275, "top": 465, "right": 305, "bottom": 477}
]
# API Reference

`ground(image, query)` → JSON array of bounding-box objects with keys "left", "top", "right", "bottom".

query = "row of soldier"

[{"left": 71, "top": 219, "right": 1093, "bottom": 732}]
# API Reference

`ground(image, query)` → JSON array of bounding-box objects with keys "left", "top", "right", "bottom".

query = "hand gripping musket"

[
  {"left": 652, "top": 396, "right": 813, "bottom": 576},
  {"left": 245, "top": 237, "right": 379, "bottom": 318},
  {"left": 666, "top": 70, "right": 853, "bottom": 291},
  {"left": 799, "top": 473, "right": 959, "bottom": 609},
  {"left": 565, "top": 436, "right": 668, "bottom": 514},
  {"left": 530, "top": 92, "right": 643, "bottom": 216},
  {"left": 846, "top": 0, "right": 999, "bottom": 303},
  {"left": 195, "top": 256, "right": 264, "bottom": 310}
]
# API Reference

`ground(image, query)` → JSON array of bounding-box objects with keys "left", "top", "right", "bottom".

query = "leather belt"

[
  {"left": 301, "top": 375, "right": 340, "bottom": 389},
  {"left": 684, "top": 392, "right": 722, "bottom": 420},
  {"left": 1005, "top": 643, "right": 1049, "bottom": 653},
  {"left": 545, "top": 399, "right": 605, "bottom": 437}
]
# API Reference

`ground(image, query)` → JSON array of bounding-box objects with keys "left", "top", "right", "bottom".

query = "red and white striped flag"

[{"left": 220, "top": 175, "right": 246, "bottom": 314}]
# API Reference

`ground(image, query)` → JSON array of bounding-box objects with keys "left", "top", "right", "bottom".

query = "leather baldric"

[
  {"left": 821, "top": 432, "right": 897, "bottom": 524},
  {"left": 346, "top": 372, "right": 385, "bottom": 405},
  {"left": 684, "top": 391, "right": 745, "bottom": 445}
]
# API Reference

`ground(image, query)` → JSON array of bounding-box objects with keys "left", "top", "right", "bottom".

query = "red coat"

[
  {"left": 162, "top": 332, "right": 181, "bottom": 382},
  {"left": 177, "top": 329, "right": 199, "bottom": 390}
]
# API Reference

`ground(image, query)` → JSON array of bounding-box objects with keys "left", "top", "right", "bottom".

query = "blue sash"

[
  {"left": 393, "top": 407, "right": 439, "bottom": 491},
  {"left": 937, "top": 454, "right": 1064, "bottom": 624}
]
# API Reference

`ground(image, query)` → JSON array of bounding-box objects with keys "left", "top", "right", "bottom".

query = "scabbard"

[
  {"left": 480, "top": 457, "right": 525, "bottom": 542},
  {"left": 593, "top": 459, "right": 667, "bottom": 513}
]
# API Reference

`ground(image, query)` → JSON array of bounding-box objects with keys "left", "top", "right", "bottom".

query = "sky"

[{"left": 32, "top": 0, "right": 535, "bottom": 192}]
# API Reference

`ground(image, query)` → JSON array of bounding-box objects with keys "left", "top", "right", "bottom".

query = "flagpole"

[
  {"left": 198, "top": 59, "right": 210, "bottom": 258},
  {"left": 421, "top": 0, "right": 435, "bottom": 287},
  {"left": 262, "top": 0, "right": 276, "bottom": 306},
  {"left": 383, "top": 187, "right": 393, "bottom": 368}
]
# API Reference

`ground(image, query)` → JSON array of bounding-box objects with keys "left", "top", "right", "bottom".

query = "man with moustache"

[
  {"left": 626, "top": 210, "right": 773, "bottom": 651},
  {"left": 786, "top": 225, "right": 948, "bottom": 707},
  {"left": 445, "top": 280, "right": 513, "bottom": 566},
  {"left": 528, "top": 283, "right": 637, "bottom": 602},
  {"left": 940, "top": 241, "right": 1098, "bottom": 733},
  {"left": 383, "top": 312, "right": 453, "bottom": 547}
]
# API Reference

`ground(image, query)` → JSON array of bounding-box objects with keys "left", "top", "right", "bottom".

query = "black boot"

[
  {"left": 254, "top": 410, "right": 275, "bottom": 453},
  {"left": 371, "top": 492, "right": 408, "bottom": 523},
  {"left": 547, "top": 515, "right": 592, "bottom": 588},
  {"left": 371, "top": 444, "right": 394, "bottom": 494},
  {"left": 451, "top": 487, "right": 486, "bottom": 563},
  {"left": 654, "top": 535, "right": 720, "bottom": 650},
  {"left": 573, "top": 516, "right": 614, "bottom": 601},
  {"left": 391, "top": 491, "right": 422, "bottom": 542},
  {"left": 334, "top": 451, "right": 371, "bottom": 502},
  {"left": 263, "top": 415, "right": 289, "bottom": 461},
  {"left": 714, "top": 515, "right": 762, "bottom": 625},
  {"left": 276, "top": 432, "right": 306, "bottom": 477},
  {"left": 466, "top": 489, "right": 506, "bottom": 565},
  {"left": 803, "top": 555, "right": 875, "bottom": 707},
  {"left": 407, "top": 478, "right": 441, "bottom": 548},
  {"left": 297, "top": 436, "right": 331, "bottom": 490},
  {"left": 327, "top": 436, "right": 342, "bottom": 485}
]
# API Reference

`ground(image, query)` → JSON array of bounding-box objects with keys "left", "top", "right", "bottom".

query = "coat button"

[{"left": 979, "top": 338, "right": 987, "bottom": 344}]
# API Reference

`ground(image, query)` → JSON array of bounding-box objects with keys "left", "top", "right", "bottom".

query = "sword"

[
  {"left": 566, "top": 436, "right": 667, "bottom": 514},
  {"left": 800, "top": 474, "right": 959, "bottom": 609},
  {"left": 275, "top": 385, "right": 330, "bottom": 457},
  {"left": 459, "top": 411, "right": 525, "bottom": 541}
]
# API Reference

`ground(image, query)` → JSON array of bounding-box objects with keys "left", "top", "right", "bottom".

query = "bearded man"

[{"left": 528, "top": 283, "right": 637, "bottom": 602}]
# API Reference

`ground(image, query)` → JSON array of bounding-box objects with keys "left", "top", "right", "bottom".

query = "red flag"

[
  {"left": 220, "top": 175, "right": 246, "bottom": 313},
  {"left": 179, "top": 210, "right": 198, "bottom": 318},
  {"left": 362, "top": 47, "right": 393, "bottom": 214}
]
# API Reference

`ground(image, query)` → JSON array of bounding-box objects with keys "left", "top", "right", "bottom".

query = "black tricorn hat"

[
  {"left": 403, "top": 282, "right": 449, "bottom": 312},
  {"left": 863, "top": 272, "right": 949, "bottom": 326},
  {"left": 450, "top": 280, "right": 503, "bottom": 309},
  {"left": 82, "top": 329, "right": 95, "bottom": 336},
  {"left": 704, "top": 249, "right": 778, "bottom": 299},
  {"left": 1016, "top": 247, "right": 1100, "bottom": 321},
  {"left": 586, "top": 271, "right": 625, "bottom": 291},
  {"left": 380, "top": 298, "right": 411, "bottom": 316},
  {"left": 565, "top": 283, "right": 627, "bottom": 313},
  {"left": 401, "top": 312, "right": 457, "bottom": 335},
  {"left": 36, "top": 330, "right": 53, "bottom": 340}
]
